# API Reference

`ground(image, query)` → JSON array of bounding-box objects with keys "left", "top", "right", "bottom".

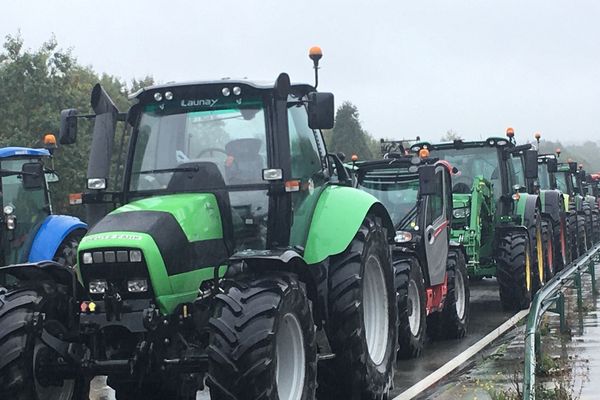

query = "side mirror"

[
  {"left": 88, "top": 84, "right": 119, "bottom": 190},
  {"left": 547, "top": 158, "right": 558, "bottom": 173},
  {"left": 419, "top": 165, "right": 437, "bottom": 195},
  {"left": 59, "top": 108, "right": 79, "bottom": 145},
  {"left": 307, "top": 92, "right": 334, "bottom": 129},
  {"left": 22, "top": 162, "right": 44, "bottom": 190},
  {"left": 524, "top": 150, "right": 538, "bottom": 179}
]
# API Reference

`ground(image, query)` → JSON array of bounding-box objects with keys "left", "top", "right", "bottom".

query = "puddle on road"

[{"left": 419, "top": 265, "right": 600, "bottom": 400}]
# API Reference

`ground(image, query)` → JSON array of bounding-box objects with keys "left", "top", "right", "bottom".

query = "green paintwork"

[
  {"left": 78, "top": 193, "right": 226, "bottom": 314},
  {"left": 304, "top": 185, "right": 379, "bottom": 264}
]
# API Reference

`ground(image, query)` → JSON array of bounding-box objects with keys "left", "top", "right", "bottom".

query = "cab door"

[{"left": 423, "top": 166, "right": 449, "bottom": 286}]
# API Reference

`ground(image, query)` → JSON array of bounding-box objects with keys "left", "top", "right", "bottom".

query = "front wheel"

[
  {"left": 396, "top": 258, "right": 427, "bottom": 359},
  {"left": 0, "top": 289, "right": 88, "bottom": 400},
  {"left": 207, "top": 273, "right": 317, "bottom": 400},
  {"left": 319, "top": 215, "right": 396, "bottom": 399},
  {"left": 497, "top": 231, "right": 533, "bottom": 311}
]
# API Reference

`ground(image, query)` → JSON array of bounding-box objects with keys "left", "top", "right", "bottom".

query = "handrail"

[{"left": 523, "top": 244, "right": 600, "bottom": 399}]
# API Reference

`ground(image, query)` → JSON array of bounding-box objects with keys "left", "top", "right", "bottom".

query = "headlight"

[
  {"left": 6, "top": 215, "right": 16, "bottom": 230},
  {"left": 89, "top": 279, "right": 108, "bottom": 294},
  {"left": 127, "top": 279, "right": 148, "bottom": 293},
  {"left": 453, "top": 208, "right": 470, "bottom": 219},
  {"left": 394, "top": 231, "right": 413, "bottom": 243},
  {"left": 129, "top": 250, "right": 143, "bottom": 262},
  {"left": 82, "top": 252, "right": 93, "bottom": 264}
]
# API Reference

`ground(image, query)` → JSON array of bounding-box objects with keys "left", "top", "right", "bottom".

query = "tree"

[
  {"left": 328, "top": 102, "right": 374, "bottom": 160},
  {"left": 441, "top": 130, "right": 462, "bottom": 141}
]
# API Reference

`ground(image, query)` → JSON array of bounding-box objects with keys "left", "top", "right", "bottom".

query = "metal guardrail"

[{"left": 523, "top": 243, "right": 600, "bottom": 399}]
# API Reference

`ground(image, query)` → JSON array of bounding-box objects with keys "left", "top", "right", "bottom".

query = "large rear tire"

[
  {"left": 395, "top": 258, "right": 426, "bottom": 359},
  {"left": 583, "top": 203, "right": 593, "bottom": 249},
  {"left": 577, "top": 214, "right": 587, "bottom": 256},
  {"left": 542, "top": 219, "right": 556, "bottom": 282},
  {"left": 592, "top": 210, "right": 600, "bottom": 244},
  {"left": 318, "top": 215, "right": 396, "bottom": 399},
  {"left": 428, "top": 250, "right": 470, "bottom": 340},
  {"left": 0, "top": 289, "right": 88, "bottom": 400},
  {"left": 567, "top": 211, "right": 579, "bottom": 260},
  {"left": 497, "top": 231, "right": 533, "bottom": 311},
  {"left": 207, "top": 272, "right": 317, "bottom": 400}
]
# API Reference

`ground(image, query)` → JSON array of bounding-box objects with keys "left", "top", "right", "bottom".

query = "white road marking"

[{"left": 392, "top": 309, "right": 529, "bottom": 400}]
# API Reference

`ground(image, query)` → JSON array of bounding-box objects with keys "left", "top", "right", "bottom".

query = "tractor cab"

[
  {"left": 537, "top": 154, "right": 558, "bottom": 191},
  {"left": 354, "top": 153, "right": 453, "bottom": 285},
  {"left": 0, "top": 147, "right": 57, "bottom": 265}
]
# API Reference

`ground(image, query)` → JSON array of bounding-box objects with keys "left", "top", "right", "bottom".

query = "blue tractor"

[{"left": 0, "top": 138, "right": 87, "bottom": 269}]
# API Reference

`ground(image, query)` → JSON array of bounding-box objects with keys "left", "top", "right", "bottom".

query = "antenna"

[{"left": 309, "top": 46, "right": 323, "bottom": 89}]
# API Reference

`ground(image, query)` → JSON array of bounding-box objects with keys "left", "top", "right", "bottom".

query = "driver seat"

[{"left": 224, "top": 138, "right": 264, "bottom": 185}]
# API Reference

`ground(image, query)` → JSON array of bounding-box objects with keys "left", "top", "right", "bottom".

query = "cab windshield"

[
  {"left": 429, "top": 147, "right": 501, "bottom": 198},
  {"left": 358, "top": 171, "right": 419, "bottom": 227},
  {"left": 537, "top": 164, "right": 551, "bottom": 190},
  {"left": 130, "top": 99, "right": 267, "bottom": 192},
  {"left": 555, "top": 172, "right": 570, "bottom": 193}
]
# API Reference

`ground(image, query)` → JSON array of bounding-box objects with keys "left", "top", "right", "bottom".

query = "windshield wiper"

[{"left": 134, "top": 166, "right": 200, "bottom": 175}]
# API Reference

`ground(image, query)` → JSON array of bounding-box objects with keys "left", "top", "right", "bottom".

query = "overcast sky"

[{"left": 2, "top": 1, "right": 600, "bottom": 143}]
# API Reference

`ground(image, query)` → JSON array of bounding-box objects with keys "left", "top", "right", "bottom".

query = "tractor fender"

[
  {"left": 540, "top": 190, "right": 563, "bottom": 224},
  {"left": 28, "top": 215, "right": 87, "bottom": 263},
  {"left": 225, "top": 249, "right": 329, "bottom": 328},
  {"left": 0, "top": 261, "right": 86, "bottom": 298},
  {"left": 515, "top": 193, "right": 541, "bottom": 229},
  {"left": 303, "top": 185, "right": 394, "bottom": 265}
]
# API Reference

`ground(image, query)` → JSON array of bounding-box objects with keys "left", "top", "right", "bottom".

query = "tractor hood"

[{"left": 83, "top": 193, "right": 227, "bottom": 277}]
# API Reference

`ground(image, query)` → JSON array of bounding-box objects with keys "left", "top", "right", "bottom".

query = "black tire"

[
  {"left": 207, "top": 272, "right": 317, "bottom": 400},
  {"left": 541, "top": 219, "right": 556, "bottom": 282},
  {"left": 583, "top": 203, "right": 593, "bottom": 249},
  {"left": 53, "top": 230, "right": 85, "bottom": 268},
  {"left": 527, "top": 211, "right": 544, "bottom": 294},
  {"left": 577, "top": 214, "right": 587, "bottom": 256},
  {"left": 0, "top": 289, "right": 88, "bottom": 400},
  {"left": 427, "top": 250, "right": 470, "bottom": 340},
  {"left": 497, "top": 231, "right": 533, "bottom": 311},
  {"left": 553, "top": 215, "right": 567, "bottom": 272},
  {"left": 318, "top": 215, "right": 396, "bottom": 399},
  {"left": 567, "top": 211, "right": 578, "bottom": 260},
  {"left": 395, "top": 258, "right": 426, "bottom": 359}
]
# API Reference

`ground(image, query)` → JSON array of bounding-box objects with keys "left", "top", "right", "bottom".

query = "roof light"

[
  {"left": 233, "top": 86, "right": 242, "bottom": 96},
  {"left": 309, "top": 46, "right": 323, "bottom": 62},
  {"left": 419, "top": 148, "right": 430, "bottom": 159},
  {"left": 43, "top": 133, "right": 57, "bottom": 146},
  {"left": 154, "top": 92, "right": 163, "bottom": 102},
  {"left": 164, "top": 91, "right": 173, "bottom": 101},
  {"left": 351, "top": 154, "right": 359, "bottom": 162},
  {"left": 534, "top": 132, "right": 541, "bottom": 141},
  {"left": 222, "top": 87, "right": 231, "bottom": 96},
  {"left": 506, "top": 127, "right": 515, "bottom": 138},
  {"left": 556, "top": 148, "right": 561, "bottom": 157}
]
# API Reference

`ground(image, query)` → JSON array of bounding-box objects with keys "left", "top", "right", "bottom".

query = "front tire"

[
  {"left": 207, "top": 273, "right": 317, "bottom": 400},
  {"left": 0, "top": 289, "right": 87, "bottom": 400},
  {"left": 497, "top": 231, "right": 533, "bottom": 311},
  {"left": 319, "top": 215, "right": 396, "bottom": 399},
  {"left": 395, "top": 258, "right": 426, "bottom": 359}
]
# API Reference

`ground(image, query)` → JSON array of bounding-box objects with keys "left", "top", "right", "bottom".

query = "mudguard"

[
  {"left": 540, "top": 190, "right": 563, "bottom": 224},
  {"left": 514, "top": 193, "right": 540, "bottom": 229},
  {"left": 28, "top": 215, "right": 87, "bottom": 262},
  {"left": 303, "top": 185, "right": 394, "bottom": 265}
]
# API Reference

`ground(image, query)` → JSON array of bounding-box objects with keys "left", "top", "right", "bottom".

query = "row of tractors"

[{"left": 0, "top": 48, "right": 598, "bottom": 400}]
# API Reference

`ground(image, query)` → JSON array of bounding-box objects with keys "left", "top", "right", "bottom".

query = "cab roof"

[{"left": 0, "top": 147, "right": 50, "bottom": 159}]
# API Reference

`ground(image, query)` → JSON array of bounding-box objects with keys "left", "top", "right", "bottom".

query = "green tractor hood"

[{"left": 78, "top": 193, "right": 226, "bottom": 313}]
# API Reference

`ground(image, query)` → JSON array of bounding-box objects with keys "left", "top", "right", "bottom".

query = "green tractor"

[
  {"left": 410, "top": 132, "right": 545, "bottom": 311},
  {"left": 0, "top": 49, "right": 398, "bottom": 400},
  {"left": 550, "top": 156, "right": 594, "bottom": 256},
  {"left": 353, "top": 147, "right": 470, "bottom": 358}
]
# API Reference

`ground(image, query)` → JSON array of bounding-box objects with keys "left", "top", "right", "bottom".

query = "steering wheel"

[{"left": 195, "top": 148, "right": 228, "bottom": 158}]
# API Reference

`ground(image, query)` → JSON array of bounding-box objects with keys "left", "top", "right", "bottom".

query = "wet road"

[{"left": 391, "top": 278, "right": 514, "bottom": 397}]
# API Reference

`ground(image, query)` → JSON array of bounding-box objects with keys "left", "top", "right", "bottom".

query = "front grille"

[{"left": 78, "top": 247, "right": 154, "bottom": 301}]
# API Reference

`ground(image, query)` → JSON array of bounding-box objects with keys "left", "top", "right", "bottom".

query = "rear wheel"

[
  {"left": 207, "top": 272, "right": 316, "bottom": 400},
  {"left": 497, "top": 231, "right": 533, "bottom": 311},
  {"left": 592, "top": 210, "right": 600, "bottom": 244},
  {"left": 567, "top": 211, "right": 578, "bottom": 259},
  {"left": 583, "top": 204, "right": 593, "bottom": 249},
  {"left": 395, "top": 258, "right": 426, "bottom": 359},
  {"left": 428, "top": 250, "right": 470, "bottom": 340},
  {"left": 554, "top": 215, "right": 568, "bottom": 271},
  {"left": 0, "top": 289, "right": 88, "bottom": 400},
  {"left": 318, "top": 215, "right": 396, "bottom": 399},
  {"left": 53, "top": 230, "right": 85, "bottom": 268}
]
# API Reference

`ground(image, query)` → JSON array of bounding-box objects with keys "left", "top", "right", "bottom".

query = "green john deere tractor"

[
  {"left": 353, "top": 147, "right": 470, "bottom": 359},
  {"left": 410, "top": 133, "right": 545, "bottom": 311},
  {"left": 550, "top": 157, "right": 594, "bottom": 256},
  {"left": 0, "top": 49, "right": 398, "bottom": 400}
]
